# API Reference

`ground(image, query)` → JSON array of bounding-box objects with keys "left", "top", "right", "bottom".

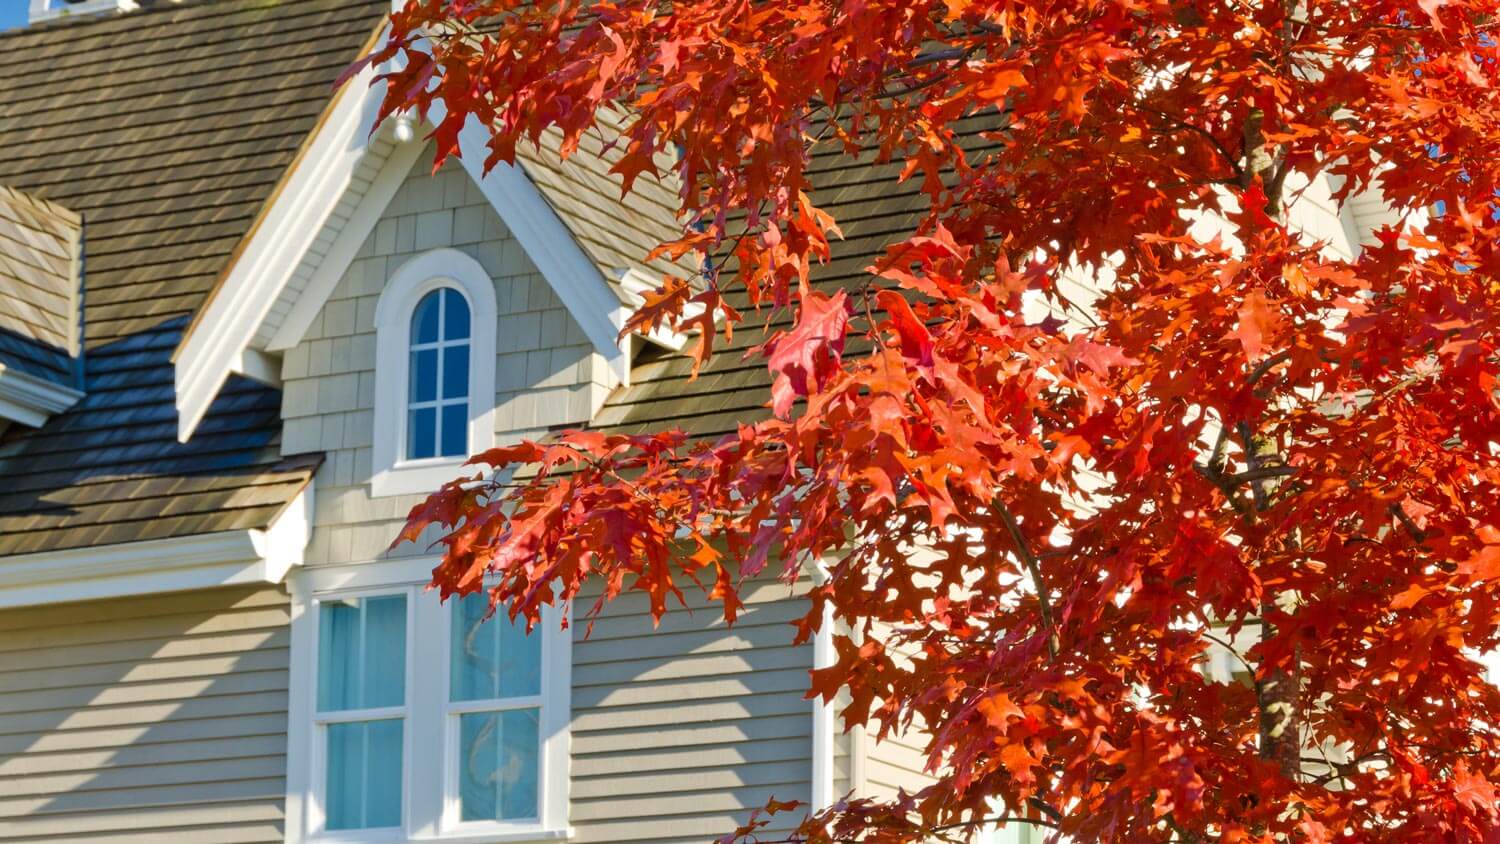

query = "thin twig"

[{"left": 996, "top": 501, "right": 1060, "bottom": 658}]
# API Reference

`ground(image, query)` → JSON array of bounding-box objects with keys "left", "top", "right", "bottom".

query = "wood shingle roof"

[{"left": 0, "top": 0, "right": 386, "bottom": 555}]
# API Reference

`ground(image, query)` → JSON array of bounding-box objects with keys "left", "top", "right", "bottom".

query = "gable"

[
  {"left": 277, "top": 152, "right": 615, "bottom": 565},
  {"left": 174, "top": 93, "right": 703, "bottom": 442}
]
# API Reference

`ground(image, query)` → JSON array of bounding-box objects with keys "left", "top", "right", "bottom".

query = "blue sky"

[{"left": 0, "top": 0, "right": 27, "bottom": 32}]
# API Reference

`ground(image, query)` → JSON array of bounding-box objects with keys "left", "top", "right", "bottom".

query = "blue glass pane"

[
  {"left": 444, "top": 288, "right": 471, "bottom": 339},
  {"left": 364, "top": 597, "right": 407, "bottom": 708},
  {"left": 411, "top": 291, "right": 442, "bottom": 344},
  {"left": 450, "top": 594, "right": 542, "bottom": 702},
  {"left": 317, "top": 595, "right": 407, "bottom": 712},
  {"left": 409, "top": 349, "right": 438, "bottom": 403},
  {"left": 458, "top": 709, "right": 539, "bottom": 822},
  {"left": 442, "top": 344, "right": 469, "bottom": 400},
  {"left": 408, "top": 407, "right": 436, "bottom": 460},
  {"left": 440, "top": 403, "right": 467, "bottom": 457},
  {"left": 326, "top": 719, "right": 403, "bottom": 830}
]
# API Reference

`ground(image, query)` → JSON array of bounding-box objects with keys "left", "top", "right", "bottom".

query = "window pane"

[
  {"left": 444, "top": 288, "right": 471, "bottom": 339},
  {"left": 458, "top": 709, "right": 539, "bottom": 822},
  {"left": 411, "top": 290, "right": 442, "bottom": 344},
  {"left": 450, "top": 594, "right": 541, "bottom": 702},
  {"left": 408, "top": 406, "right": 437, "bottom": 460},
  {"left": 326, "top": 719, "right": 404, "bottom": 830},
  {"left": 442, "top": 344, "right": 469, "bottom": 400},
  {"left": 318, "top": 594, "right": 407, "bottom": 712},
  {"left": 410, "top": 348, "right": 438, "bottom": 403},
  {"left": 440, "top": 403, "right": 467, "bottom": 457}
]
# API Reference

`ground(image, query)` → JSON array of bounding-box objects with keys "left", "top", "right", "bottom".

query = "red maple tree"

[{"left": 360, "top": 0, "right": 1500, "bottom": 840}]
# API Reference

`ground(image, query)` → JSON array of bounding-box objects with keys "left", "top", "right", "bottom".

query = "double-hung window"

[{"left": 288, "top": 567, "right": 570, "bottom": 844}]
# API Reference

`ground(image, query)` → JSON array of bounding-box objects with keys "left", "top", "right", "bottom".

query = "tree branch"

[{"left": 996, "top": 501, "right": 1060, "bottom": 658}]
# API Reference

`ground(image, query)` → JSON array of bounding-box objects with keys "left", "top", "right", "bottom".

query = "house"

[
  {"left": 0, "top": 1, "right": 1415, "bottom": 842},
  {"left": 0, "top": 1, "right": 946, "bottom": 841}
]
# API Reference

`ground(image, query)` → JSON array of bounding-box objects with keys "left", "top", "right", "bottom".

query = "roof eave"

[{"left": 0, "top": 362, "right": 83, "bottom": 427}]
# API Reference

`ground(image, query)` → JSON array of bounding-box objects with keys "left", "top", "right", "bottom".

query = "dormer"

[
  {"left": 27, "top": 0, "right": 171, "bottom": 24},
  {"left": 0, "top": 186, "right": 84, "bottom": 428}
]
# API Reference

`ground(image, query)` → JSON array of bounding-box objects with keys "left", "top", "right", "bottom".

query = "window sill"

[
  {"left": 305, "top": 827, "right": 570, "bottom": 844},
  {"left": 423, "top": 827, "right": 572, "bottom": 844},
  {"left": 370, "top": 456, "right": 475, "bottom": 498}
]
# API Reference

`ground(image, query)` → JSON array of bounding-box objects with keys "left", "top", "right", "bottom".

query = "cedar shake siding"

[{"left": 278, "top": 150, "right": 614, "bottom": 567}]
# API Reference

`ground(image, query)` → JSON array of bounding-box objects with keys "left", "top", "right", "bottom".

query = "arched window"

[
  {"left": 372, "top": 249, "right": 497, "bottom": 497},
  {"left": 406, "top": 287, "right": 472, "bottom": 460}
]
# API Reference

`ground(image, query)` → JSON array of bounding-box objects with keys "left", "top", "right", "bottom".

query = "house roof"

[
  {"left": 516, "top": 106, "right": 701, "bottom": 294},
  {"left": 0, "top": 185, "right": 81, "bottom": 387},
  {"left": 0, "top": 0, "right": 386, "bottom": 555},
  {"left": 593, "top": 114, "right": 1000, "bottom": 440}
]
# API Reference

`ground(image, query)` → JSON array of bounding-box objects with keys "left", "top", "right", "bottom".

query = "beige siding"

[
  {"left": 849, "top": 621, "right": 937, "bottom": 804},
  {"left": 278, "top": 148, "right": 614, "bottom": 567},
  {"left": 570, "top": 577, "right": 814, "bottom": 843},
  {"left": 0, "top": 586, "right": 290, "bottom": 842},
  {"left": 860, "top": 726, "right": 936, "bottom": 802}
]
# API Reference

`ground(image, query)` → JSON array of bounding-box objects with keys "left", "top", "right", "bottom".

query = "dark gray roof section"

[
  {"left": 0, "top": 185, "right": 81, "bottom": 387},
  {"left": 0, "top": 0, "right": 385, "bottom": 555}
]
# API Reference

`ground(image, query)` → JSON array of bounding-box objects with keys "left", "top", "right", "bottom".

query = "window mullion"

[
  {"left": 407, "top": 587, "right": 447, "bottom": 839},
  {"left": 444, "top": 695, "right": 544, "bottom": 716}
]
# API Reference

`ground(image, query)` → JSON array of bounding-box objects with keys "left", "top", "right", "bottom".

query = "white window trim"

[
  {"left": 286, "top": 557, "right": 572, "bottom": 844},
  {"left": 371, "top": 249, "right": 498, "bottom": 498}
]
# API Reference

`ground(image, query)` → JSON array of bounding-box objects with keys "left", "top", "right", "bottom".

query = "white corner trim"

[
  {"left": 268, "top": 137, "right": 429, "bottom": 353},
  {"left": 0, "top": 363, "right": 83, "bottom": 428},
  {"left": 370, "top": 249, "right": 499, "bottom": 499},
  {"left": 0, "top": 482, "right": 315, "bottom": 610},
  {"left": 174, "top": 55, "right": 388, "bottom": 443},
  {"left": 429, "top": 101, "right": 631, "bottom": 385},
  {"left": 810, "top": 565, "right": 836, "bottom": 811}
]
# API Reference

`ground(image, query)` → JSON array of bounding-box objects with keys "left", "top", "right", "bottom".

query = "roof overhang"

[
  {"left": 174, "top": 63, "right": 644, "bottom": 440},
  {"left": 0, "top": 481, "right": 314, "bottom": 609},
  {"left": 173, "top": 31, "right": 390, "bottom": 442},
  {"left": 0, "top": 363, "right": 83, "bottom": 427}
]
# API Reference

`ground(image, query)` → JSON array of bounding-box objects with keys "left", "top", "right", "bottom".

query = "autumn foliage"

[{"left": 364, "top": 0, "right": 1500, "bottom": 840}]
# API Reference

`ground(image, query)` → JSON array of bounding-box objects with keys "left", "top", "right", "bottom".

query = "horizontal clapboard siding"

[
  {"left": 0, "top": 585, "right": 290, "bottom": 842},
  {"left": 570, "top": 577, "right": 815, "bottom": 843}
]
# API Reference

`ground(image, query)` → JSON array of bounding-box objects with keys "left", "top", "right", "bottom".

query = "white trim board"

[
  {"left": 0, "top": 481, "right": 314, "bottom": 609},
  {"left": 263, "top": 106, "right": 634, "bottom": 380},
  {"left": 0, "top": 363, "right": 83, "bottom": 428},
  {"left": 176, "top": 79, "right": 647, "bottom": 440},
  {"left": 266, "top": 137, "right": 427, "bottom": 353},
  {"left": 435, "top": 103, "right": 631, "bottom": 385},
  {"left": 174, "top": 52, "right": 390, "bottom": 443}
]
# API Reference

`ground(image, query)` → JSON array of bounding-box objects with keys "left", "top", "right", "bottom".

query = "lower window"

[{"left": 289, "top": 576, "right": 570, "bottom": 843}]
